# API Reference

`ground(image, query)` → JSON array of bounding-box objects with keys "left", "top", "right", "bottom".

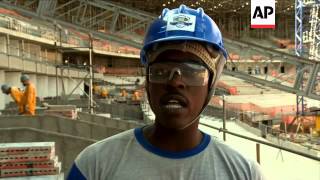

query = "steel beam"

[
  {"left": 223, "top": 68, "right": 320, "bottom": 101},
  {"left": 117, "top": 20, "right": 146, "bottom": 34},
  {"left": 110, "top": 9, "right": 119, "bottom": 32},
  {"left": 53, "top": 0, "right": 78, "bottom": 12},
  {"left": 24, "top": 0, "right": 38, "bottom": 8},
  {"left": 57, "top": 4, "right": 82, "bottom": 19},
  {"left": 224, "top": 38, "right": 313, "bottom": 65},
  {"left": 0, "top": 2, "right": 142, "bottom": 48},
  {"left": 80, "top": 11, "right": 108, "bottom": 26},
  {"left": 87, "top": 13, "right": 114, "bottom": 28}
]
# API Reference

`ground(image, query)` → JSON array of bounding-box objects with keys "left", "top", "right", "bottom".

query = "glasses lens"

[
  {"left": 149, "top": 64, "right": 171, "bottom": 83},
  {"left": 149, "top": 62, "right": 209, "bottom": 86}
]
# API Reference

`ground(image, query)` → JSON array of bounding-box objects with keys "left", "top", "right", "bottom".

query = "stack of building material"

[
  {"left": 0, "top": 142, "right": 61, "bottom": 178},
  {"left": 43, "top": 104, "right": 77, "bottom": 119}
]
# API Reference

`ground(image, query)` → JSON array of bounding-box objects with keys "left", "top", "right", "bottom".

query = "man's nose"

[
  {"left": 167, "top": 68, "right": 185, "bottom": 88},
  {"left": 168, "top": 68, "right": 182, "bottom": 81}
]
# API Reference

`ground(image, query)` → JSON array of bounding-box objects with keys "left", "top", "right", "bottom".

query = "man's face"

[
  {"left": 21, "top": 80, "right": 28, "bottom": 86},
  {"left": 147, "top": 50, "right": 210, "bottom": 129},
  {"left": 1, "top": 89, "right": 9, "bottom": 94}
]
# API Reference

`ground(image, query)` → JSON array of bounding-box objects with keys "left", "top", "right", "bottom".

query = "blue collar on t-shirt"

[{"left": 134, "top": 127, "right": 211, "bottom": 159}]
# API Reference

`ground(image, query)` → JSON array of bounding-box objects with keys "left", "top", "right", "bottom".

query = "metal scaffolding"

[
  {"left": 295, "top": 0, "right": 320, "bottom": 115},
  {"left": 1, "top": 0, "right": 320, "bottom": 101}
]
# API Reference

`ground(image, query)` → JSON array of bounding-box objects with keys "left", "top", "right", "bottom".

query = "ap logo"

[{"left": 251, "top": 0, "right": 275, "bottom": 29}]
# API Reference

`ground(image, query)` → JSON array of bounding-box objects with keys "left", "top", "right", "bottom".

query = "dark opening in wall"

[
  {"left": 280, "top": 66, "right": 285, "bottom": 73},
  {"left": 107, "top": 60, "right": 112, "bottom": 67},
  {"left": 232, "top": 66, "right": 236, "bottom": 71},
  {"left": 248, "top": 67, "right": 252, "bottom": 74},
  {"left": 264, "top": 66, "right": 268, "bottom": 74}
]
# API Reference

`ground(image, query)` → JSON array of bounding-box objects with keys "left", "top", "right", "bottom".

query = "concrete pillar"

[
  {"left": 36, "top": 75, "right": 48, "bottom": 98},
  {"left": 58, "top": 77, "right": 63, "bottom": 96},
  {"left": 4, "top": 72, "right": 21, "bottom": 104},
  {"left": 0, "top": 70, "right": 5, "bottom": 110},
  {"left": 62, "top": 77, "right": 69, "bottom": 95},
  {"left": 48, "top": 76, "right": 57, "bottom": 97}
]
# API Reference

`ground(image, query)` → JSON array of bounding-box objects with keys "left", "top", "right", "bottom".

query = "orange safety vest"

[
  {"left": 100, "top": 88, "right": 108, "bottom": 98},
  {"left": 132, "top": 91, "right": 140, "bottom": 101},
  {"left": 21, "top": 83, "right": 36, "bottom": 115},
  {"left": 10, "top": 87, "right": 24, "bottom": 113}
]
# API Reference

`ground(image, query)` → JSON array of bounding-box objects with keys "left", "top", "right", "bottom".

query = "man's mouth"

[
  {"left": 161, "top": 95, "right": 188, "bottom": 111},
  {"left": 164, "top": 99, "right": 184, "bottom": 109}
]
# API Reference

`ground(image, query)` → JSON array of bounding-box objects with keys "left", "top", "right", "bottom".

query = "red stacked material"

[
  {"left": 229, "top": 53, "right": 240, "bottom": 60},
  {"left": 0, "top": 142, "right": 61, "bottom": 178},
  {"left": 216, "top": 81, "right": 238, "bottom": 95},
  {"left": 251, "top": 55, "right": 262, "bottom": 61},
  {"left": 0, "top": 8, "right": 26, "bottom": 19}
]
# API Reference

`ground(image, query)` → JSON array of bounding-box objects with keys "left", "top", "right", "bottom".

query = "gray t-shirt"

[{"left": 67, "top": 127, "right": 265, "bottom": 180}]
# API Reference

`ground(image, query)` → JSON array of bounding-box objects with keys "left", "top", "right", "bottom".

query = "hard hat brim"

[{"left": 141, "top": 36, "right": 228, "bottom": 65}]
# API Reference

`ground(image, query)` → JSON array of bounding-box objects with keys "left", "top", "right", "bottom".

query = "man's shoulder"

[
  {"left": 207, "top": 137, "right": 264, "bottom": 179},
  {"left": 11, "top": 87, "right": 19, "bottom": 92},
  {"left": 78, "top": 129, "right": 135, "bottom": 159},
  {"left": 207, "top": 137, "right": 255, "bottom": 166},
  {"left": 29, "top": 83, "right": 36, "bottom": 89}
]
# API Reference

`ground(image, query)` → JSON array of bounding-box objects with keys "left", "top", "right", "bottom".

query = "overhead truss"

[{"left": 0, "top": 0, "right": 320, "bottom": 100}]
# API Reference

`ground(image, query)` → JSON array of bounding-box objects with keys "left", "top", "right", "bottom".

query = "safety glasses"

[{"left": 148, "top": 61, "right": 210, "bottom": 86}]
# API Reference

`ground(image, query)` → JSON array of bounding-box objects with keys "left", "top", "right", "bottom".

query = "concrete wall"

[
  {"left": 0, "top": 36, "right": 7, "bottom": 53},
  {"left": 48, "top": 76, "right": 57, "bottom": 97},
  {"left": 61, "top": 77, "right": 69, "bottom": 95},
  {"left": 37, "top": 75, "right": 49, "bottom": 98},
  {"left": 0, "top": 115, "right": 133, "bottom": 140},
  {"left": 0, "top": 70, "right": 5, "bottom": 110},
  {"left": 78, "top": 112, "right": 143, "bottom": 130},
  {"left": 95, "top": 102, "right": 143, "bottom": 121}
]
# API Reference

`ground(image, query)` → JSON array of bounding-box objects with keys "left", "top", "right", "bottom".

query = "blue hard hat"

[
  {"left": 1, "top": 84, "right": 10, "bottom": 92},
  {"left": 140, "top": 4, "right": 228, "bottom": 65}
]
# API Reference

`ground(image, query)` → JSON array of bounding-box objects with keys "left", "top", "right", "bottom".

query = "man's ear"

[
  {"left": 211, "top": 55, "right": 226, "bottom": 89},
  {"left": 144, "top": 70, "right": 151, "bottom": 106}
]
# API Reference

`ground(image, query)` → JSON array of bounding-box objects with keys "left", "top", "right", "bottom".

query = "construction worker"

[
  {"left": 132, "top": 90, "right": 140, "bottom": 101},
  {"left": 20, "top": 74, "right": 36, "bottom": 115},
  {"left": 1, "top": 84, "right": 24, "bottom": 114},
  {"left": 68, "top": 5, "right": 265, "bottom": 180},
  {"left": 100, "top": 87, "right": 109, "bottom": 98},
  {"left": 120, "top": 89, "right": 128, "bottom": 97},
  {"left": 93, "top": 84, "right": 100, "bottom": 95}
]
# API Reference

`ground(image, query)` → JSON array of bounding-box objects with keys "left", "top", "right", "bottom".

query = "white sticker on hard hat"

[{"left": 166, "top": 13, "right": 196, "bottom": 32}]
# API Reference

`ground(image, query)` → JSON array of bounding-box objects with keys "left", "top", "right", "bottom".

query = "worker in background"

[
  {"left": 20, "top": 74, "right": 36, "bottom": 115},
  {"left": 93, "top": 84, "right": 100, "bottom": 95},
  {"left": 131, "top": 90, "right": 140, "bottom": 101},
  {"left": 120, "top": 89, "right": 128, "bottom": 97},
  {"left": 1, "top": 84, "right": 24, "bottom": 114},
  {"left": 100, "top": 87, "right": 109, "bottom": 98}
]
